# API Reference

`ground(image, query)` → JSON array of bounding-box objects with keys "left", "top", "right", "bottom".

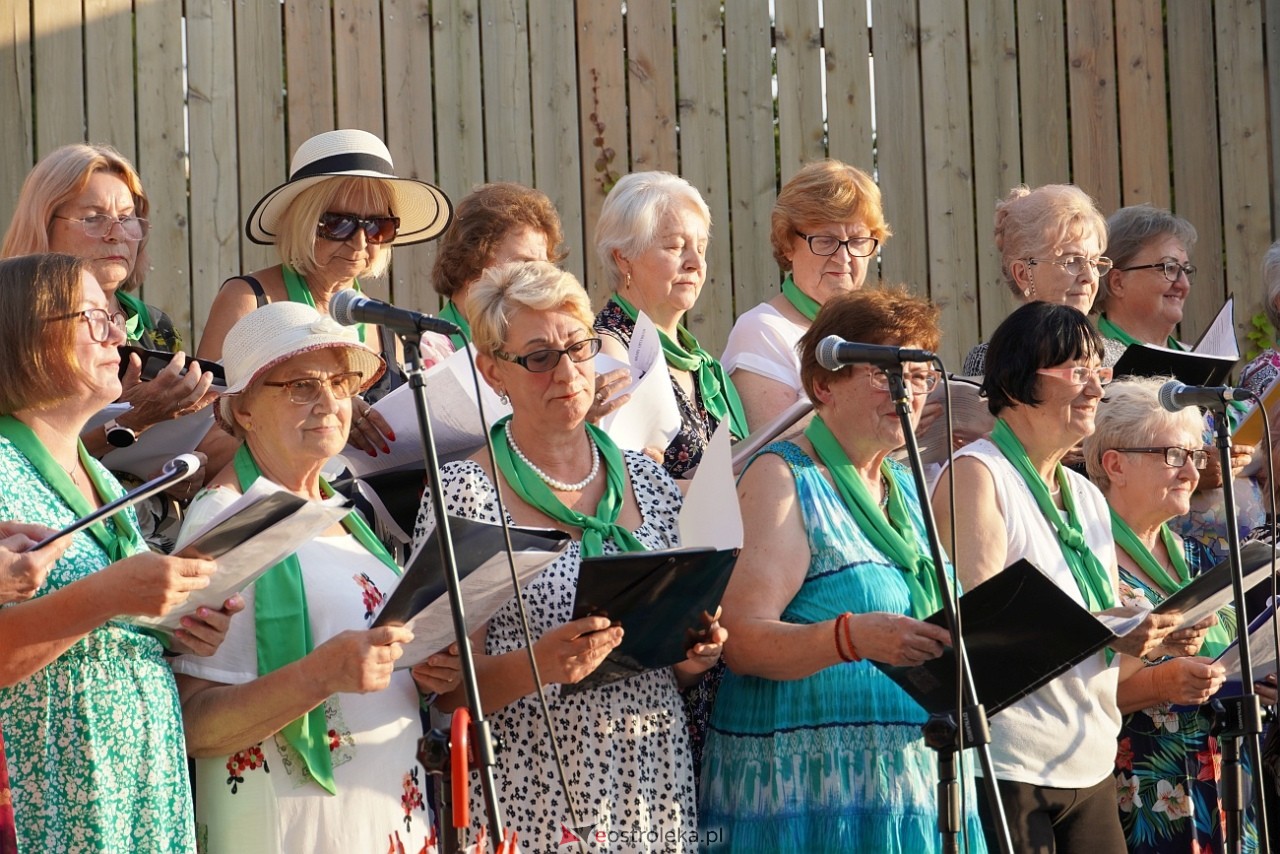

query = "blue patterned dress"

[{"left": 699, "top": 442, "right": 986, "bottom": 852}]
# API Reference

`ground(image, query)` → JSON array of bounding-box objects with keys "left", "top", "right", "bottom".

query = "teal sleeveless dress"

[{"left": 699, "top": 442, "right": 986, "bottom": 853}]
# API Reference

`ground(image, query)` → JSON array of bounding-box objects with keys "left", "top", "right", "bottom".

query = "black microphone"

[
  {"left": 815, "top": 335, "right": 937, "bottom": 370},
  {"left": 1157, "top": 380, "right": 1253, "bottom": 412},
  {"left": 330, "top": 289, "right": 461, "bottom": 337}
]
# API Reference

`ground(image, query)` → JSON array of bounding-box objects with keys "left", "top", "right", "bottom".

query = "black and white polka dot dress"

[{"left": 414, "top": 450, "right": 698, "bottom": 853}]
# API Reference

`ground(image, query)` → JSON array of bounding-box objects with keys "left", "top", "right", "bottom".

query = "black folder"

[
  {"left": 1112, "top": 343, "right": 1237, "bottom": 386},
  {"left": 564, "top": 547, "right": 739, "bottom": 694},
  {"left": 175, "top": 491, "right": 312, "bottom": 559}
]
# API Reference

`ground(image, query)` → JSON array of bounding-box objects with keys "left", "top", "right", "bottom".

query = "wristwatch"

[{"left": 104, "top": 418, "right": 138, "bottom": 448}]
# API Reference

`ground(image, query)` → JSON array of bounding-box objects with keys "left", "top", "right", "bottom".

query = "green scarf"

[
  {"left": 1097, "top": 313, "right": 1182, "bottom": 351},
  {"left": 0, "top": 415, "right": 141, "bottom": 561},
  {"left": 490, "top": 416, "right": 645, "bottom": 558},
  {"left": 282, "top": 265, "right": 366, "bottom": 344},
  {"left": 780, "top": 273, "right": 821, "bottom": 322},
  {"left": 610, "top": 294, "right": 748, "bottom": 440},
  {"left": 439, "top": 300, "right": 472, "bottom": 351},
  {"left": 115, "top": 289, "right": 152, "bottom": 343},
  {"left": 989, "top": 418, "right": 1116, "bottom": 611},
  {"left": 804, "top": 414, "right": 943, "bottom": 619},
  {"left": 1109, "top": 510, "right": 1234, "bottom": 658},
  {"left": 234, "top": 444, "right": 399, "bottom": 795}
]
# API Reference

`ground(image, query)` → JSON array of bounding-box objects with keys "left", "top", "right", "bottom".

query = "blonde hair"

[
  {"left": 276, "top": 176, "right": 396, "bottom": 280},
  {"left": 770, "top": 160, "right": 891, "bottom": 271},
  {"left": 594, "top": 172, "right": 711, "bottom": 292},
  {"left": 2, "top": 144, "right": 151, "bottom": 291},
  {"left": 994, "top": 184, "right": 1106, "bottom": 298},
  {"left": 1083, "top": 376, "right": 1204, "bottom": 492},
  {"left": 465, "top": 261, "right": 593, "bottom": 356}
]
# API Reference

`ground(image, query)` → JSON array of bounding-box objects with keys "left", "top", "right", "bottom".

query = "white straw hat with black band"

[{"left": 245, "top": 128, "right": 453, "bottom": 247}]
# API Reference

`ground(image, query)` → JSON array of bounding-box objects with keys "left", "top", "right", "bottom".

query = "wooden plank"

[
  {"left": 135, "top": 0, "right": 193, "bottom": 344},
  {"left": 480, "top": 0, "right": 533, "bottom": 185},
  {"left": 383, "top": 0, "right": 441, "bottom": 312},
  {"left": 83, "top": 0, "right": 135, "bottom": 161},
  {"left": 32, "top": 0, "right": 84, "bottom": 155},
  {"left": 1066, "top": 0, "right": 1121, "bottom": 214},
  {"left": 1114, "top": 0, "right": 1168, "bottom": 208},
  {"left": 1169, "top": 0, "right": 1225, "bottom": 342},
  {"left": 625, "top": 0, "right": 677, "bottom": 173},
  {"left": 723, "top": 0, "right": 778, "bottom": 319},
  {"left": 529, "top": 0, "right": 585, "bottom": 286},
  {"left": 433, "top": 0, "right": 486, "bottom": 202},
  {"left": 919, "top": 0, "right": 978, "bottom": 369},
  {"left": 772, "top": 0, "right": 824, "bottom": 181},
  {"left": 870, "top": 0, "right": 928, "bottom": 294},
  {"left": 967, "top": 0, "right": 1022, "bottom": 344},
  {"left": 575, "top": 0, "right": 627, "bottom": 300},
  {"left": 1016, "top": 0, "right": 1069, "bottom": 185},
  {"left": 823, "top": 0, "right": 874, "bottom": 171},
  {"left": 333, "top": 0, "right": 385, "bottom": 135},
  {"left": 675, "top": 0, "right": 733, "bottom": 353},
  {"left": 186, "top": 0, "right": 242, "bottom": 347},
  {"left": 235, "top": 0, "right": 287, "bottom": 278},
  {"left": 0, "top": 0, "right": 33, "bottom": 216},
  {"left": 1270, "top": 0, "right": 1280, "bottom": 234},
  {"left": 283, "top": 0, "right": 335, "bottom": 145}
]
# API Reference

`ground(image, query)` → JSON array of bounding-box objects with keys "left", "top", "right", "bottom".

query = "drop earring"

[{"left": 498, "top": 390, "right": 509, "bottom": 406}]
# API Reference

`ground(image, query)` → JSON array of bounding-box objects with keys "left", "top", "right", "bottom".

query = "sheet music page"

[
  {"left": 595, "top": 311, "right": 681, "bottom": 452},
  {"left": 1193, "top": 296, "right": 1240, "bottom": 359},
  {"left": 1216, "top": 602, "right": 1280, "bottom": 682},
  {"left": 680, "top": 423, "right": 743, "bottom": 549}
]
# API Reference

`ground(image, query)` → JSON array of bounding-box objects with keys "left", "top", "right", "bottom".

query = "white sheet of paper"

[
  {"left": 1216, "top": 602, "right": 1280, "bottom": 682},
  {"left": 596, "top": 312, "right": 680, "bottom": 452},
  {"left": 679, "top": 422, "right": 743, "bottom": 549},
  {"left": 1193, "top": 297, "right": 1240, "bottom": 359},
  {"left": 84, "top": 404, "right": 216, "bottom": 479}
]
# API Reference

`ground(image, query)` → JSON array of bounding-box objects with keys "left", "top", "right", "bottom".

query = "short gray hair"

[
  {"left": 1096, "top": 204, "right": 1198, "bottom": 310},
  {"left": 594, "top": 171, "right": 711, "bottom": 292},
  {"left": 1263, "top": 240, "right": 1280, "bottom": 329},
  {"left": 1083, "top": 375, "right": 1203, "bottom": 492}
]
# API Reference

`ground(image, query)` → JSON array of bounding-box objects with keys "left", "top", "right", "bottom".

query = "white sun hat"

[
  {"left": 245, "top": 128, "right": 453, "bottom": 246},
  {"left": 216, "top": 302, "right": 386, "bottom": 431}
]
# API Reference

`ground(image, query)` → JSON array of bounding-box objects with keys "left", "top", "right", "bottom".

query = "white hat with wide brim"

[
  {"left": 216, "top": 301, "right": 387, "bottom": 432},
  {"left": 245, "top": 128, "right": 453, "bottom": 247}
]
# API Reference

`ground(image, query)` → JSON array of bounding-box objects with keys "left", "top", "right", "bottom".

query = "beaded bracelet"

[{"left": 834, "top": 613, "right": 855, "bottom": 663}]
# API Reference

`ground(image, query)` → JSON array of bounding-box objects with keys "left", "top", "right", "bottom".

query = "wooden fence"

[{"left": 0, "top": 0, "right": 1277, "bottom": 367}]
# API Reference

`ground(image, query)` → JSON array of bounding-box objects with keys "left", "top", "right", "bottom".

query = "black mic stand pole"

[
  {"left": 400, "top": 330, "right": 506, "bottom": 847},
  {"left": 884, "top": 366, "right": 1013, "bottom": 854},
  {"left": 1208, "top": 406, "right": 1270, "bottom": 854}
]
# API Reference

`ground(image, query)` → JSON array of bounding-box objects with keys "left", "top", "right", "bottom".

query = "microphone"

[
  {"left": 1157, "top": 380, "right": 1253, "bottom": 412},
  {"left": 32, "top": 453, "right": 203, "bottom": 550},
  {"left": 330, "top": 289, "right": 461, "bottom": 337},
  {"left": 815, "top": 335, "right": 937, "bottom": 370}
]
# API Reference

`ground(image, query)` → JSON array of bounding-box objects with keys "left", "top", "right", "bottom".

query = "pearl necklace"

[{"left": 504, "top": 423, "right": 601, "bottom": 492}]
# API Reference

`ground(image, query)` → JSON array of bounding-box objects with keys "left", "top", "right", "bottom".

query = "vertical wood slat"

[
  {"left": 0, "top": 0, "right": 34, "bottom": 216},
  {"left": 1169, "top": 1, "right": 1226, "bottom": 341},
  {"left": 1016, "top": 0, "right": 1070, "bottom": 185},
  {"left": 480, "top": 0, "right": 533, "bottom": 185},
  {"left": 433, "top": 0, "right": 486, "bottom": 204},
  {"left": 824, "top": 2, "right": 874, "bottom": 173},
  {"left": 83, "top": 0, "right": 135, "bottom": 161},
  {"left": 135, "top": 0, "right": 192, "bottom": 342},
  {"left": 283, "top": 0, "right": 334, "bottom": 146},
  {"left": 186, "top": 0, "right": 241, "bottom": 341},
  {"left": 919, "top": 0, "right": 979, "bottom": 368},
  {"left": 32, "top": 1, "right": 84, "bottom": 156},
  {"left": 871, "top": 0, "right": 928, "bottom": 294},
  {"left": 967, "top": 0, "right": 1023, "bottom": 344},
  {"left": 675, "top": 1, "right": 733, "bottom": 353},
  {"left": 529, "top": 1, "right": 585, "bottom": 287},
  {"left": 234, "top": 0, "right": 287, "bottom": 279},
  {"left": 625, "top": 2, "right": 677, "bottom": 173},
  {"left": 1269, "top": 0, "right": 1280, "bottom": 237},
  {"left": 1114, "top": 0, "right": 1169, "bottom": 209},
  {"left": 382, "top": 0, "right": 441, "bottom": 311},
  {"left": 1066, "top": 0, "right": 1121, "bottom": 215},
  {"left": 574, "top": 0, "right": 627, "bottom": 299},
  {"left": 723, "top": 0, "right": 778, "bottom": 317},
  {"left": 773, "top": 0, "right": 824, "bottom": 182}
]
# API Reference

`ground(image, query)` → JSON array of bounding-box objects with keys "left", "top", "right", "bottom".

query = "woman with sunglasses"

[
  {"left": 416, "top": 261, "right": 724, "bottom": 851},
  {"left": 172, "top": 301, "right": 461, "bottom": 853},
  {"left": 1083, "top": 376, "right": 1265, "bottom": 852},
  {"left": 198, "top": 129, "right": 452, "bottom": 455},
  {"left": 934, "top": 303, "right": 1210, "bottom": 852}
]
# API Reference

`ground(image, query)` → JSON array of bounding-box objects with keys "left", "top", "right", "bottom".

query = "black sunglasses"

[{"left": 316, "top": 212, "right": 400, "bottom": 244}]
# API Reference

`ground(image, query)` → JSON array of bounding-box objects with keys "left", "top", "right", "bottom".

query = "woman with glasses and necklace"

[
  {"left": 1083, "top": 376, "right": 1265, "bottom": 853},
  {"left": 416, "top": 261, "right": 725, "bottom": 851},
  {"left": 934, "top": 302, "right": 1211, "bottom": 852},
  {"left": 198, "top": 129, "right": 453, "bottom": 455},
  {"left": 719, "top": 160, "right": 892, "bottom": 432}
]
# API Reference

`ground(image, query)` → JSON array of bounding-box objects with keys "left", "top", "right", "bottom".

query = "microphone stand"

[
  {"left": 399, "top": 330, "right": 507, "bottom": 847},
  {"left": 884, "top": 366, "right": 1013, "bottom": 854},
  {"left": 1207, "top": 406, "right": 1271, "bottom": 854}
]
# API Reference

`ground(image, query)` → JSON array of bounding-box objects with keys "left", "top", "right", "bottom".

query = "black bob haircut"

[{"left": 981, "top": 301, "right": 1104, "bottom": 416}]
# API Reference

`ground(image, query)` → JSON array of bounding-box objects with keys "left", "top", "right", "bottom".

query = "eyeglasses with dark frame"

[
  {"left": 1024, "top": 255, "right": 1114, "bottom": 277},
  {"left": 494, "top": 337, "right": 602, "bottom": 373},
  {"left": 1035, "top": 365, "right": 1114, "bottom": 386},
  {"left": 866, "top": 366, "right": 941, "bottom": 394},
  {"left": 794, "top": 230, "right": 879, "bottom": 258},
  {"left": 1117, "top": 260, "right": 1197, "bottom": 283},
  {"left": 54, "top": 213, "right": 149, "bottom": 241},
  {"left": 261, "top": 371, "right": 366, "bottom": 405},
  {"left": 1114, "top": 446, "right": 1209, "bottom": 470},
  {"left": 46, "top": 308, "right": 128, "bottom": 343},
  {"left": 316, "top": 212, "right": 401, "bottom": 244}
]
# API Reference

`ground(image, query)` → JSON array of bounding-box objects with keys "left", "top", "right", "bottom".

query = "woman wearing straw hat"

[
  {"left": 198, "top": 129, "right": 453, "bottom": 455},
  {"left": 174, "top": 301, "right": 461, "bottom": 853}
]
